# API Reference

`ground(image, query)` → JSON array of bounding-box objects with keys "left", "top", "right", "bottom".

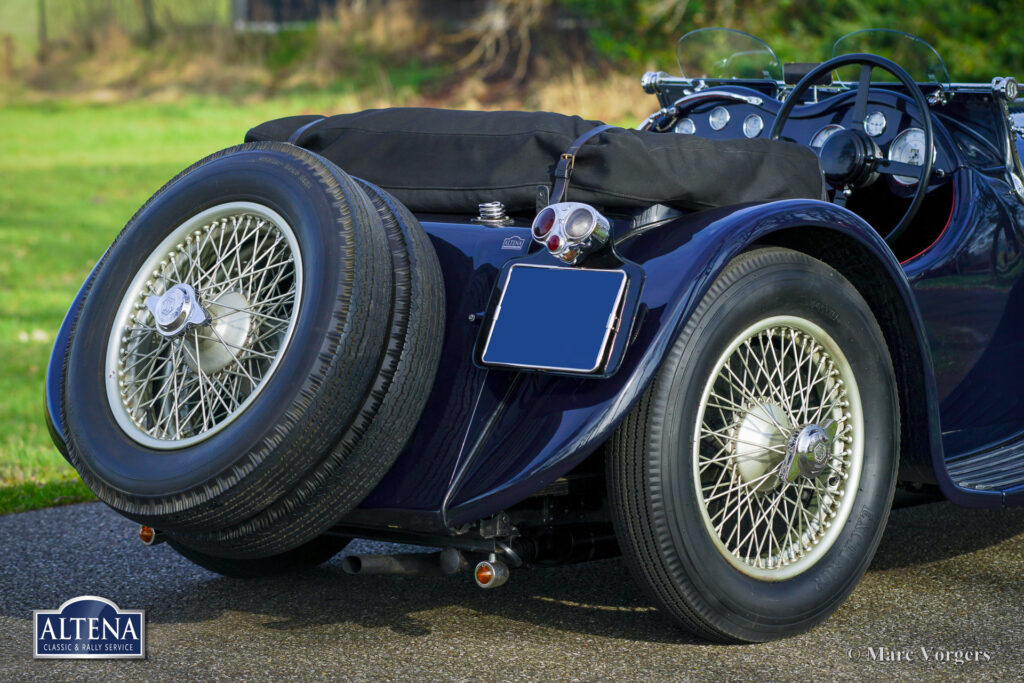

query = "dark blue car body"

[{"left": 46, "top": 76, "right": 1024, "bottom": 544}]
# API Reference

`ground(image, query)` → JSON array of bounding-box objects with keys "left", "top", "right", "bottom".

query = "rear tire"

[{"left": 608, "top": 247, "right": 898, "bottom": 642}]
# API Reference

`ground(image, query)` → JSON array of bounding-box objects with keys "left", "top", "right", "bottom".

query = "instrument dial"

[
  {"left": 742, "top": 114, "right": 764, "bottom": 138},
  {"left": 709, "top": 106, "right": 730, "bottom": 131},
  {"left": 810, "top": 124, "right": 844, "bottom": 150},
  {"left": 888, "top": 127, "right": 934, "bottom": 185},
  {"left": 864, "top": 111, "right": 887, "bottom": 137},
  {"left": 675, "top": 117, "right": 696, "bottom": 135}
]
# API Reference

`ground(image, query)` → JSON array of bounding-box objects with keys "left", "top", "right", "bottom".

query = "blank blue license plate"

[{"left": 481, "top": 264, "right": 627, "bottom": 373}]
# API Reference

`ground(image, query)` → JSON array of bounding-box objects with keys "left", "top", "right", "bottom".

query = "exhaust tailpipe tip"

[
  {"left": 440, "top": 547, "right": 468, "bottom": 575},
  {"left": 341, "top": 553, "right": 443, "bottom": 576},
  {"left": 340, "top": 555, "right": 362, "bottom": 575}
]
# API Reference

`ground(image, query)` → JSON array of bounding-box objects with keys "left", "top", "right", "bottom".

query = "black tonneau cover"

[{"left": 246, "top": 108, "right": 825, "bottom": 214}]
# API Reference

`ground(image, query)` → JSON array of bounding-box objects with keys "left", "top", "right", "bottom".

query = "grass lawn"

[{"left": 0, "top": 96, "right": 345, "bottom": 514}]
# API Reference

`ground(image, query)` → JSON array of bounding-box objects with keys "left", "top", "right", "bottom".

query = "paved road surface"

[{"left": 1, "top": 500, "right": 1022, "bottom": 680}]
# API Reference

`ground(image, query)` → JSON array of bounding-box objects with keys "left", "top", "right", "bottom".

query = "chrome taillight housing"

[{"left": 530, "top": 202, "right": 610, "bottom": 265}]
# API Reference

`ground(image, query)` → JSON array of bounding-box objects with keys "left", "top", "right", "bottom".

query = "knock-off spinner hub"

[
  {"left": 144, "top": 284, "right": 255, "bottom": 375},
  {"left": 780, "top": 420, "right": 839, "bottom": 484},
  {"left": 146, "top": 283, "right": 208, "bottom": 337}
]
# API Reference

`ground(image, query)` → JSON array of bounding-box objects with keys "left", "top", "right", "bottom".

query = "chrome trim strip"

[{"left": 672, "top": 91, "right": 764, "bottom": 109}]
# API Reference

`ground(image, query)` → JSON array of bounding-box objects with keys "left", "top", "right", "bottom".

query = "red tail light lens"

[
  {"left": 532, "top": 207, "right": 555, "bottom": 239},
  {"left": 547, "top": 234, "right": 561, "bottom": 252}
]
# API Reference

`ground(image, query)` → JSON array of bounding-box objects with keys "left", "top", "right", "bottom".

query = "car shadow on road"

[
  {"left": 145, "top": 550, "right": 707, "bottom": 644},
  {"left": 127, "top": 501, "right": 1024, "bottom": 643},
  {"left": 3, "top": 500, "right": 1022, "bottom": 645},
  {"left": 869, "top": 500, "right": 1024, "bottom": 571}
]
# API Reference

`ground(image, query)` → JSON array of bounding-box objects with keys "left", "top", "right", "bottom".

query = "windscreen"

[
  {"left": 676, "top": 28, "right": 782, "bottom": 82},
  {"left": 832, "top": 29, "right": 950, "bottom": 85}
]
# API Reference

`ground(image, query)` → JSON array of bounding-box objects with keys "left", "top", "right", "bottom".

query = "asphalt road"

[{"left": 1, "top": 500, "right": 1022, "bottom": 681}]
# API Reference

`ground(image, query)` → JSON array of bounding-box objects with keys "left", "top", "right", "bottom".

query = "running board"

[{"left": 946, "top": 437, "right": 1024, "bottom": 501}]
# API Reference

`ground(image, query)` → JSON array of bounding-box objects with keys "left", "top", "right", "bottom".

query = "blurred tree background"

[{"left": 0, "top": 0, "right": 1019, "bottom": 119}]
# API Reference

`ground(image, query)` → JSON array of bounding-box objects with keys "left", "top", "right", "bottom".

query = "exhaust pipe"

[
  {"left": 341, "top": 553, "right": 444, "bottom": 576},
  {"left": 512, "top": 525, "right": 620, "bottom": 566}
]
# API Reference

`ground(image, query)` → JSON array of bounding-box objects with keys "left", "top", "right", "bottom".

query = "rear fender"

[{"left": 443, "top": 199, "right": 944, "bottom": 525}]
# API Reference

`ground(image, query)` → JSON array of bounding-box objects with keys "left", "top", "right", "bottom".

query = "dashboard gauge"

[
  {"left": 708, "top": 106, "right": 730, "bottom": 131},
  {"left": 864, "top": 111, "right": 887, "bottom": 137},
  {"left": 810, "top": 124, "right": 844, "bottom": 150},
  {"left": 675, "top": 117, "right": 696, "bottom": 135},
  {"left": 742, "top": 114, "right": 763, "bottom": 138},
  {"left": 888, "top": 127, "right": 934, "bottom": 185}
]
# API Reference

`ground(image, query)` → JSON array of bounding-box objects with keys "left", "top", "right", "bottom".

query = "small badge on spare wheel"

[
  {"left": 158, "top": 289, "right": 184, "bottom": 321},
  {"left": 814, "top": 441, "right": 828, "bottom": 462}
]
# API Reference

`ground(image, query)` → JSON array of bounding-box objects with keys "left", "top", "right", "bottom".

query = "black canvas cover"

[{"left": 245, "top": 108, "right": 825, "bottom": 214}]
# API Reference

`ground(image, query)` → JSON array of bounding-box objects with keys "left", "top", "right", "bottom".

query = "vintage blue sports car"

[{"left": 45, "top": 28, "right": 1024, "bottom": 642}]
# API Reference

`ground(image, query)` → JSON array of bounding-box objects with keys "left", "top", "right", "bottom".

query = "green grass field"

[{"left": 0, "top": 96, "right": 345, "bottom": 514}]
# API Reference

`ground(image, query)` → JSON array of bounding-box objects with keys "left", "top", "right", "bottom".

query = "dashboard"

[{"left": 661, "top": 85, "right": 953, "bottom": 191}]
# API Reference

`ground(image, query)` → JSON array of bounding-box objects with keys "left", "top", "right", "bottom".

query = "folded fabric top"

[{"left": 245, "top": 108, "right": 825, "bottom": 214}]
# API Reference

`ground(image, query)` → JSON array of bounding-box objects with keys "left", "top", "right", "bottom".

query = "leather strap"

[
  {"left": 287, "top": 117, "right": 325, "bottom": 145},
  {"left": 550, "top": 124, "right": 615, "bottom": 204}
]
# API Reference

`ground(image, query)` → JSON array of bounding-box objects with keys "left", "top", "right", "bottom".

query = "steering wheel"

[{"left": 769, "top": 53, "right": 934, "bottom": 243}]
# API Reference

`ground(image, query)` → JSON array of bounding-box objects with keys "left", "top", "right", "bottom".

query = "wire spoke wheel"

[
  {"left": 608, "top": 248, "right": 895, "bottom": 641},
  {"left": 693, "top": 315, "right": 864, "bottom": 580},
  {"left": 105, "top": 202, "right": 302, "bottom": 449},
  {"left": 65, "top": 143, "right": 440, "bottom": 552}
]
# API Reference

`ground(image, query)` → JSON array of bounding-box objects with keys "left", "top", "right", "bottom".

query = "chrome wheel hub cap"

[
  {"left": 146, "top": 283, "right": 208, "bottom": 337},
  {"left": 105, "top": 202, "right": 302, "bottom": 450},
  {"left": 693, "top": 317, "right": 862, "bottom": 580},
  {"left": 781, "top": 420, "right": 839, "bottom": 484}
]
